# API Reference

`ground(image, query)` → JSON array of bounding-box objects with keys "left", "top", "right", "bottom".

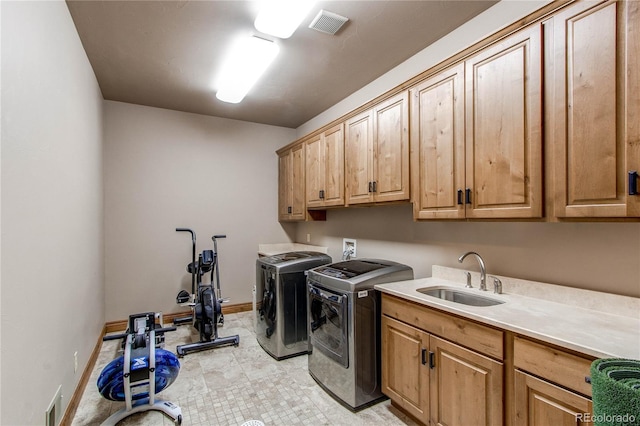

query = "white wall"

[
  {"left": 104, "top": 101, "right": 296, "bottom": 321},
  {"left": 294, "top": 0, "right": 640, "bottom": 298},
  {"left": 1, "top": 1, "right": 104, "bottom": 424}
]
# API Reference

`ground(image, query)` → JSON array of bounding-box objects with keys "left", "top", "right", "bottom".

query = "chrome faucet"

[{"left": 458, "top": 251, "right": 487, "bottom": 291}]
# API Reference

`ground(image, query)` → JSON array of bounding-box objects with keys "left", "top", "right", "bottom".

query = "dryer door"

[{"left": 308, "top": 282, "right": 349, "bottom": 367}]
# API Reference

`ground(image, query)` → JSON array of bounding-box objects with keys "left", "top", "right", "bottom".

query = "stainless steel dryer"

[
  {"left": 255, "top": 251, "right": 331, "bottom": 360},
  {"left": 307, "top": 259, "right": 413, "bottom": 410}
]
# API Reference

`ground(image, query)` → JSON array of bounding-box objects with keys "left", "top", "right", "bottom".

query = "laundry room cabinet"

[
  {"left": 549, "top": 0, "right": 640, "bottom": 218},
  {"left": 278, "top": 143, "right": 306, "bottom": 221},
  {"left": 410, "top": 23, "right": 543, "bottom": 219},
  {"left": 305, "top": 123, "right": 345, "bottom": 208},
  {"left": 513, "top": 336, "right": 593, "bottom": 426},
  {"left": 381, "top": 294, "right": 504, "bottom": 426},
  {"left": 345, "top": 91, "right": 410, "bottom": 205}
]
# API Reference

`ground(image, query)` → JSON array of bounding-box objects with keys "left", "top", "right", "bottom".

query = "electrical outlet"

[
  {"left": 343, "top": 238, "right": 357, "bottom": 258},
  {"left": 74, "top": 351, "right": 78, "bottom": 373}
]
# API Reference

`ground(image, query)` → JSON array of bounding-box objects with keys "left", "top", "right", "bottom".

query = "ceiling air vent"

[{"left": 308, "top": 10, "right": 349, "bottom": 35}]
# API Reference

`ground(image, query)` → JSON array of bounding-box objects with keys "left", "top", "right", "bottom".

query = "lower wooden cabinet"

[
  {"left": 513, "top": 336, "right": 594, "bottom": 426},
  {"left": 381, "top": 294, "right": 596, "bottom": 426},
  {"left": 381, "top": 295, "right": 504, "bottom": 426},
  {"left": 382, "top": 316, "right": 430, "bottom": 423},
  {"left": 514, "top": 371, "right": 592, "bottom": 426}
]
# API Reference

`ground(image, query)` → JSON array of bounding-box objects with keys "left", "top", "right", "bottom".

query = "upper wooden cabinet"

[
  {"left": 411, "top": 24, "right": 543, "bottom": 219},
  {"left": 278, "top": 143, "right": 306, "bottom": 222},
  {"left": 345, "top": 91, "right": 410, "bottom": 205},
  {"left": 306, "top": 123, "right": 345, "bottom": 208},
  {"left": 551, "top": 0, "right": 640, "bottom": 218},
  {"left": 411, "top": 63, "right": 466, "bottom": 219}
]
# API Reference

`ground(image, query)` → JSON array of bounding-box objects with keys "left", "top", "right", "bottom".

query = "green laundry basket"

[{"left": 590, "top": 358, "right": 640, "bottom": 426}]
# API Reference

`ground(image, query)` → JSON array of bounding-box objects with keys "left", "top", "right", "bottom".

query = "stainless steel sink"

[{"left": 417, "top": 286, "right": 505, "bottom": 307}]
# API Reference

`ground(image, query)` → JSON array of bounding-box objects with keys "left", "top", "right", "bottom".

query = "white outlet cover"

[{"left": 343, "top": 238, "right": 357, "bottom": 258}]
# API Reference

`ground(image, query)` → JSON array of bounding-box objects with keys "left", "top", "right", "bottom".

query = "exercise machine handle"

[{"left": 176, "top": 228, "right": 197, "bottom": 295}]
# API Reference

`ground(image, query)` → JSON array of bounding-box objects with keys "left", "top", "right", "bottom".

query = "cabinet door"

[
  {"left": 411, "top": 62, "right": 465, "bottom": 219},
  {"left": 322, "top": 123, "right": 345, "bottom": 207},
  {"left": 278, "top": 151, "right": 291, "bottom": 221},
  {"left": 430, "top": 336, "right": 503, "bottom": 426},
  {"left": 373, "top": 91, "right": 410, "bottom": 203},
  {"left": 514, "top": 371, "right": 592, "bottom": 426},
  {"left": 345, "top": 109, "right": 374, "bottom": 205},
  {"left": 305, "top": 134, "right": 324, "bottom": 208},
  {"left": 551, "top": 0, "right": 640, "bottom": 217},
  {"left": 288, "top": 143, "right": 306, "bottom": 220},
  {"left": 465, "top": 24, "right": 543, "bottom": 218},
  {"left": 381, "top": 316, "right": 430, "bottom": 425}
]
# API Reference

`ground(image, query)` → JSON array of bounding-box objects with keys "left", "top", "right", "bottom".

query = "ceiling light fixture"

[
  {"left": 254, "top": 0, "right": 317, "bottom": 39},
  {"left": 215, "top": 36, "right": 279, "bottom": 104}
]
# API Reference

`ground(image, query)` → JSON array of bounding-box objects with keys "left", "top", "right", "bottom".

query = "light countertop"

[{"left": 375, "top": 267, "right": 640, "bottom": 360}]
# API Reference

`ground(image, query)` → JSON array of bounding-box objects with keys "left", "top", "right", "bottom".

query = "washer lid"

[
  {"left": 313, "top": 259, "right": 388, "bottom": 279},
  {"left": 260, "top": 251, "right": 328, "bottom": 265}
]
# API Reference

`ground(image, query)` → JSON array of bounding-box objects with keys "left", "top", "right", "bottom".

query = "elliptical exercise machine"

[{"left": 174, "top": 228, "right": 239, "bottom": 356}]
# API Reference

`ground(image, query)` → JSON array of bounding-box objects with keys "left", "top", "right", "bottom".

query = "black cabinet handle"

[
  {"left": 287, "top": 206, "right": 292, "bottom": 214},
  {"left": 372, "top": 181, "right": 377, "bottom": 193},
  {"left": 629, "top": 171, "right": 638, "bottom": 195},
  {"left": 465, "top": 188, "right": 471, "bottom": 204},
  {"left": 585, "top": 376, "right": 592, "bottom": 384},
  {"left": 319, "top": 190, "right": 325, "bottom": 199},
  {"left": 428, "top": 351, "right": 435, "bottom": 369},
  {"left": 421, "top": 349, "right": 427, "bottom": 365},
  {"left": 457, "top": 189, "right": 463, "bottom": 205},
  {"left": 368, "top": 182, "right": 373, "bottom": 193}
]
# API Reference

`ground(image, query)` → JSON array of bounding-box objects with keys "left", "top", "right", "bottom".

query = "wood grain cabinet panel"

[
  {"left": 465, "top": 24, "right": 543, "bottom": 218},
  {"left": 551, "top": 0, "right": 640, "bottom": 217},
  {"left": 411, "top": 24, "right": 543, "bottom": 219},
  {"left": 381, "top": 315, "right": 430, "bottom": 424},
  {"left": 514, "top": 371, "right": 592, "bottom": 426},
  {"left": 346, "top": 91, "right": 409, "bottom": 205},
  {"left": 278, "top": 143, "right": 306, "bottom": 221},
  {"left": 381, "top": 294, "right": 504, "bottom": 426},
  {"left": 430, "top": 336, "right": 503, "bottom": 426},
  {"left": 306, "top": 123, "right": 345, "bottom": 208},
  {"left": 411, "top": 62, "right": 466, "bottom": 219}
]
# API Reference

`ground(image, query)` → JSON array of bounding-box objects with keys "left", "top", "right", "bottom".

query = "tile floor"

[{"left": 72, "top": 311, "right": 418, "bottom": 425}]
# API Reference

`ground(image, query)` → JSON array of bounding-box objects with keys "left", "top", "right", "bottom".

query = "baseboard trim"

[{"left": 60, "top": 323, "right": 106, "bottom": 426}]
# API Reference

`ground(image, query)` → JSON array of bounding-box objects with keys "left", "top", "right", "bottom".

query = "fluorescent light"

[
  {"left": 216, "top": 36, "right": 279, "bottom": 104},
  {"left": 254, "top": 0, "right": 316, "bottom": 39}
]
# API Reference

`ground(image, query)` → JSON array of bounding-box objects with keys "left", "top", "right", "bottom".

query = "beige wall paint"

[
  {"left": 104, "top": 101, "right": 296, "bottom": 321},
  {"left": 1, "top": 1, "right": 104, "bottom": 424},
  {"left": 297, "top": 205, "right": 640, "bottom": 298}
]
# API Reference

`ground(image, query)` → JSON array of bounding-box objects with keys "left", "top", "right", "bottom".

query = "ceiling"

[{"left": 66, "top": 1, "right": 497, "bottom": 129}]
